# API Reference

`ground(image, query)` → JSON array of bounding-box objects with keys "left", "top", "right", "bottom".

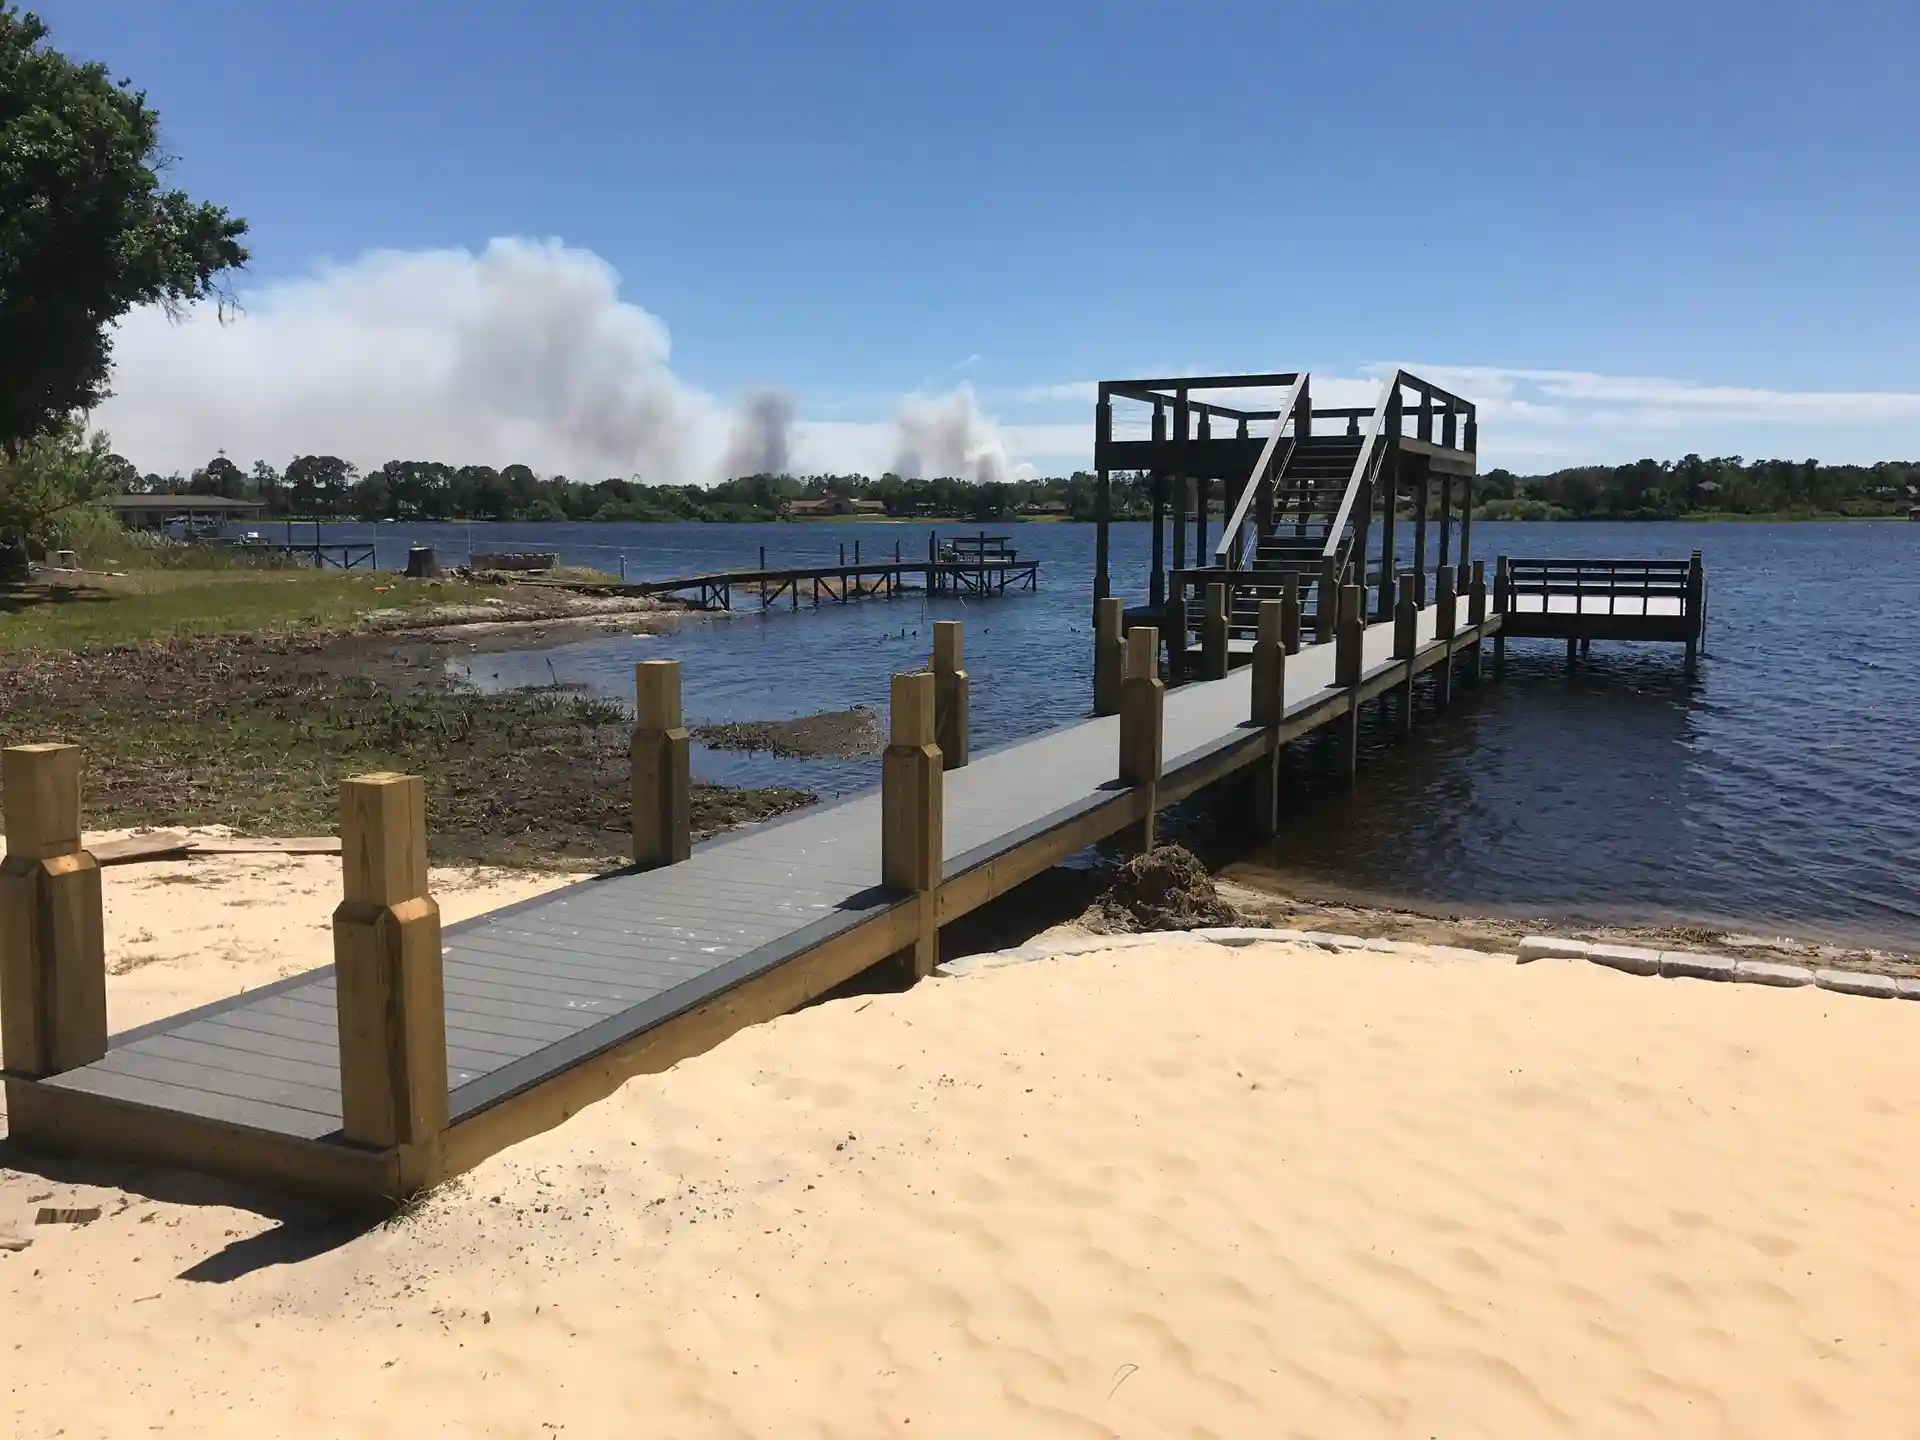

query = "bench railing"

[{"left": 1505, "top": 553, "right": 1705, "bottom": 625}]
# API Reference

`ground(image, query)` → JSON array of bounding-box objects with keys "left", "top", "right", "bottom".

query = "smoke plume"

[
  {"left": 890, "top": 385, "right": 1011, "bottom": 485},
  {"left": 720, "top": 387, "right": 796, "bottom": 477}
]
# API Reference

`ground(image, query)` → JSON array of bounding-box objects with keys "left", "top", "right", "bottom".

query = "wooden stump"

[
  {"left": 1201, "top": 582, "right": 1229, "bottom": 680},
  {"left": 333, "top": 773, "right": 447, "bottom": 1155},
  {"left": 932, "top": 621, "right": 969, "bottom": 769},
  {"left": 1092, "top": 596, "right": 1124, "bottom": 717},
  {"left": 631, "top": 660, "right": 692, "bottom": 867},
  {"left": 1118, "top": 627, "right": 1164, "bottom": 852},
  {"left": 0, "top": 744, "right": 105, "bottom": 1079},
  {"left": 881, "top": 671, "right": 943, "bottom": 981}
]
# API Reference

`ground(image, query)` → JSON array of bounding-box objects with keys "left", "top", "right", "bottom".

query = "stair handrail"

[
  {"left": 1319, "top": 372, "right": 1399, "bottom": 564},
  {"left": 1214, "top": 374, "right": 1308, "bottom": 571}
]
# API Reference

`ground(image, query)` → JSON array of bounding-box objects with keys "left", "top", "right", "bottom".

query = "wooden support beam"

[
  {"left": 1493, "top": 555, "right": 1510, "bottom": 677},
  {"left": 931, "top": 621, "right": 969, "bottom": 769},
  {"left": 1395, "top": 575, "right": 1418, "bottom": 736},
  {"left": 1092, "top": 596, "right": 1123, "bottom": 717},
  {"left": 334, "top": 772, "right": 447, "bottom": 1154},
  {"left": 1201, "top": 582, "right": 1229, "bottom": 680},
  {"left": 1280, "top": 572, "right": 1301, "bottom": 655},
  {"left": 1118, "top": 627, "right": 1164, "bottom": 852},
  {"left": 0, "top": 744, "right": 106, "bottom": 1079},
  {"left": 1316, "top": 555, "right": 1337, "bottom": 644},
  {"left": 631, "top": 660, "right": 692, "bottom": 867},
  {"left": 1434, "top": 568, "right": 1457, "bottom": 710},
  {"left": 881, "top": 671, "right": 943, "bottom": 981},
  {"left": 1336, "top": 584, "right": 1364, "bottom": 779},
  {"left": 1164, "top": 589, "right": 1188, "bottom": 683},
  {"left": 1250, "top": 600, "right": 1285, "bottom": 836}
]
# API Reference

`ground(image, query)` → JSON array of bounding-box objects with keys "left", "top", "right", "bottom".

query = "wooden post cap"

[
  {"left": 1125, "top": 626, "right": 1158, "bottom": 680},
  {"left": 890, "top": 670, "right": 936, "bottom": 747},
  {"left": 1095, "top": 595, "right": 1122, "bottom": 639},
  {"left": 932, "top": 620, "right": 963, "bottom": 674},
  {"left": 340, "top": 772, "right": 428, "bottom": 907},
  {"left": 1256, "top": 598, "right": 1283, "bottom": 646},
  {"left": 635, "top": 659, "right": 683, "bottom": 731},
  {"left": 1399, "top": 573, "right": 1417, "bottom": 604},
  {"left": 2, "top": 743, "right": 83, "bottom": 861},
  {"left": 1206, "top": 582, "right": 1227, "bottom": 619}
]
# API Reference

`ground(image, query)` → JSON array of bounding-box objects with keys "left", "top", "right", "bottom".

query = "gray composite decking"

[{"left": 44, "top": 600, "right": 1474, "bottom": 1142}]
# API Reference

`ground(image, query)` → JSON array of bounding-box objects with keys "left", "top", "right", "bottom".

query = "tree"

[
  {"left": 284, "top": 454, "right": 355, "bottom": 516},
  {"left": 0, "top": 415, "right": 119, "bottom": 562},
  {"left": 0, "top": 8, "right": 249, "bottom": 454}
]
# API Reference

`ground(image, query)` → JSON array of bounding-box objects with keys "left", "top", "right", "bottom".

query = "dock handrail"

[
  {"left": 1319, "top": 368, "right": 1479, "bottom": 571},
  {"left": 1213, "top": 374, "right": 1308, "bottom": 572}
]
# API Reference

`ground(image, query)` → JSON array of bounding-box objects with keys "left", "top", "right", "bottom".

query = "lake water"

[{"left": 316, "top": 517, "right": 1920, "bottom": 950}]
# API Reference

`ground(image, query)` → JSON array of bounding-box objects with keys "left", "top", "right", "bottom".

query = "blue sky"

[{"left": 42, "top": 0, "right": 1920, "bottom": 477}]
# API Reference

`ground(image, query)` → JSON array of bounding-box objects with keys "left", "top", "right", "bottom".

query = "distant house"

[
  {"left": 108, "top": 494, "right": 265, "bottom": 531},
  {"left": 1020, "top": 500, "right": 1070, "bottom": 517},
  {"left": 786, "top": 496, "right": 889, "bottom": 517}
]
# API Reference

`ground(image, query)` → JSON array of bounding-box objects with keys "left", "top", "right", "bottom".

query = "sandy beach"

[{"left": 4, "top": 847, "right": 1919, "bottom": 1437}]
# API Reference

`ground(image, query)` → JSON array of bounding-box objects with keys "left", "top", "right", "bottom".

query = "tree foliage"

[
  {"left": 0, "top": 415, "right": 120, "bottom": 547},
  {"left": 0, "top": 6, "right": 248, "bottom": 453}
]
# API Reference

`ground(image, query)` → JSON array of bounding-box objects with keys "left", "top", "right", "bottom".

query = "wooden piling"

[
  {"left": 1164, "top": 590, "right": 1188, "bottom": 683},
  {"left": 1092, "top": 596, "right": 1123, "bottom": 717},
  {"left": 931, "top": 621, "right": 969, "bottom": 769},
  {"left": 1118, "top": 627, "right": 1164, "bottom": 851},
  {"left": 1336, "top": 584, "right": 1364, "bottom": 778},
  {"left": 1201, "top": 582, "right": 1229, "bottom": 680},
  {"left": 1468, "top": 558, "right": 1487, "bottom": 625},
  {"left": 0, "top": 744, "right": 106, "bottom": 1079},
  {"left": 1493, "top": 555, "right": 1510, "bottom": 677},
  {"left": 333, "top": 772, "right": 447, "bottom": 1154},
  {"left": 1394, "top": 575, "right": 1418, "bottom": 736},
  {"left": 1250, "top": 601, "right": 1285, "bottom": 836},
  {"left": 1280, "top": 573, "right": 1301, "bottom": 655},
  {"left": 881, "top": 671, "right": 943, "bottom": 981},
  {"left": 631, "top": 660, "right": 692, "bottom": 867},
  {"left": 1685, "top": 549, "right": 1704, "bottom": 677},
  {"left": 1316, "top": 555, "right": 1338, "bottom": 644},
  {"left": 1434, "top": 567, "right": 1457, "bottom": 709}
]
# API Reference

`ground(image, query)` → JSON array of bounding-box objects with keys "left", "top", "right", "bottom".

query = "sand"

[{"left": 5, "top": 855, "right": 1920, "bottom": 1436}]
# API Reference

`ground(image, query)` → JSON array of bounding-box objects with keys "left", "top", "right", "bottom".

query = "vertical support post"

[
  {"left": 1468, "top": 559, "right": 1488, "bottom": 625},
  {"left": 1250, "top": 600, "right": 1286, "bottom": 835},
  {"left": 1164, "top": 585, "right": 1188, "bottom": 684},
  {"left": 1412, "top": 459, "right": 1429, "bottom": 604},
  {"left": 1093, "top": 388, "right": 1112, "bottom": 604},
  {"left": 1335, "top": 584, "right": 1364, "bottom": 779},
  {"left": 1458, "top": 472, "right": 1473, "bottom": 577},
  {"left": 1171, "top": 392, "right": 1188, "bottom": 575},
  {"left": 1685, "top": 549, "right": 1704, "bottom": 678},
  {"left": 1493, "top": 555, "right": 1510, "bottom": 678},
  {"left": 931, "top": 621, "right": 969, "bottom": 769},
  {"left": 1394, "top": 574, "right": 1418, "bottom": 737},
  {"left": 1437, "top": 470, "right": 1453, "bottom": 573},
  {"left": 1092, "top": 595, "right": 1124, "bottom": 717},
  {"left": 881, "top": 671, "right": 943, "bottom": 982},
  {"left": 1195, "top": 408, "right": 1211, "bottom": 562},
  {"left": 631, "top": 660, "right": 692, "bottom": 867},
  {"left": 334, "top": 772, "right": 447, "bottom": 1154},
  {"left": 0, "top": 744, "right": 105, "bottom": 1079},
  {"left": 1280, "top": 572, "right": 1301, "bottom": 655},
  {"left": 1118, "top": 627, "right": 1164, "bottom": 852},
  {"left": 1377, "top": 451, "right": 1398, "bottom": 620},
  {"left": 1149, "top": 402, "right": 1167, "bottom": 609},
  {"left": 1316, "top": 555, "right": 1337, "bottom": 644},
  {"left": 1434, "top": 567, "right": 1457, "bottom": 711},
  {"left": 1201, "top": 581, "right": 1229, "bottom": 680}
]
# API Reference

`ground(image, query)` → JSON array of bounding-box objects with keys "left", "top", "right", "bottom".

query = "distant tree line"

[
  {"left": 1475, "top": 456, "right": 1918, "bottom": 520},
  {"left": 107, "top": 450, "right": 1920, "bottom": 526}
]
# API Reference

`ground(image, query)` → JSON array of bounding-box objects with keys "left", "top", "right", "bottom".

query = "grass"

[{"left": 0, "top": 569, "right": 498, "bottom": 652}]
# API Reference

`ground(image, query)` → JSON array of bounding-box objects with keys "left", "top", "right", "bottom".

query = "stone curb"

[{"left": 939, "top": 927, "right": 1917, "bottom": 1003}]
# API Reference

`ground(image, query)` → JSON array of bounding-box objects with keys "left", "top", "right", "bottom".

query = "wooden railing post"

[
  {"left": 1316, "top": 555, "right": 1338, "bottom": 644},
  {"left": 1336, "top": 584, "right": 1364, "bottom": 778},
  {"left": 0, "top": 744, "right": 106, "bottom": 1079},
  {"left": 334, "top": 772, "right": 446, "bottom": 1155},
  {"left": 1469, "top": 559, "right": 1488, "bottom": 625},
  {"left": 931, "top": 621, "right": 969, "bottom": 768},
  {"left": 1093, "top": 596, "right": 1123, "bottom": 716},
  {"left": 1251, "top": 600, "right": 1286, "bottom": 836},
  {"left": 1201, "top": 582, "right": 1229, "bottom": 681},
  {"left": 1250, "top": 599, "right": 1286, "bottom": 728},
  {"left": 1280, "top": 572, "right": 1302, "bottom": 655},
  {"left": 631, "top": 660, "right": 691, "bottom": 867},
  {"left": 1118, "top": 627, "right": 1164, "bottom": 851},
  {"left": 881, "top": 671, "right": 943, "bottom": 981}
]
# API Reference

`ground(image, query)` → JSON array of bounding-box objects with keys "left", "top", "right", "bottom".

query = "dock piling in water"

[
  {"left": 1092, "top": 596, "right": 1124, "bottom": 717},
  {"left": 0, "top": 743, "right": 105, "bottom": 1080}
]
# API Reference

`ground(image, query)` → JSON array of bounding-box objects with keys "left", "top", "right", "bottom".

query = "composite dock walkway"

[{"left": 12, "top": 597, "right": 1498, "bottom": 1199}]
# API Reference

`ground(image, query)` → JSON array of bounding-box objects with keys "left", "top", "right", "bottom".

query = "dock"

[{"left": 1, "top": 367, "right": 1706, "bottom": 1204}]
